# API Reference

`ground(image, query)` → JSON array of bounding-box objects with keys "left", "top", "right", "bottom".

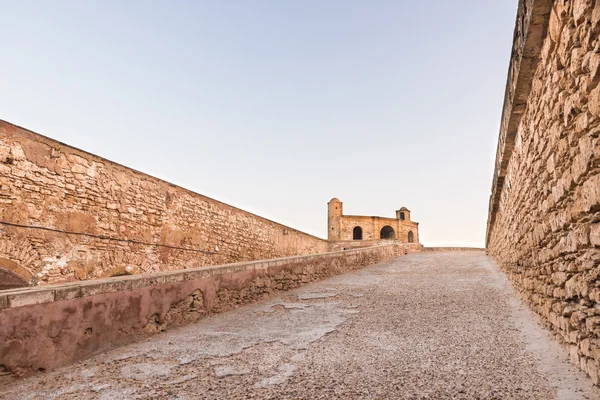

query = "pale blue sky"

[{"left": 1, "top": 1, "right": 516, "bottom": 247}]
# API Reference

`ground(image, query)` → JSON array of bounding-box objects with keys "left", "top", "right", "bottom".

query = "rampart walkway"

[{"left": 1, "top": 252, "right": 598, "bottom": 399}]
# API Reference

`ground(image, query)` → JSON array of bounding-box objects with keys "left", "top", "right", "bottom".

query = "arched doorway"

[
  {"left": 408, "top": 231, "right": 414, "bottom": 243},
  {"left": 0, "top": 258, "right": 32, "bottom": 291},
  {"left": 353, "top": 226, "right": 363, "bottom": 240},
  {"left": 380, "top": 226, "right": 395, "bottom": 239}
]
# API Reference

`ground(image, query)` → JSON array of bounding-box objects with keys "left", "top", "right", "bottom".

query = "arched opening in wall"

[
  {"left": 0, "top": 259, "right": 31, "bottom": 291},
  {"left": 0, "top": 269, "right": 29, "bottom": 290},
  {"left": 408, "top": 231, "right": 414, "bottom": 243},
  {"left": 0, "top": 258, "right": 32, "bottom": 290},
  {"left": 400, "top": 212, "right": 405, "bottom": 221},
  {"left": 353, "top": 226, "right": 363, "bottom": 240},
  {"left": 380, "top": 226, "right": 395, "bottom": 239}
]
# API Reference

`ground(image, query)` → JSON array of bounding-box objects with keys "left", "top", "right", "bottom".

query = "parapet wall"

[
  {"left": 328, "top": 239, "right": 422, "bottom": 253},
  {"left": 423, "top": 247, "right": 485, "bottom": 252},
  {"left": 487, "top": 0, "right": 600, "bottom": 383},
  {"left": 0, "top": 120, "right": 328, "bottom": 285},
  {"left": 0, "top": 244, "right": 400, "bottom": 375}
]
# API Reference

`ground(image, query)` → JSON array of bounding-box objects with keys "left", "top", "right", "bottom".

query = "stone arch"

[
  {"left": 380, "top": 226, "right": 395, "bottom": 239},
  {"left": 0, "top": 233, "right": 40, "bottom": 284},
  {"left": 0, "top": 258, "right": 33, "bottom": 290},
  {"left": 408, "top": 231, "right": 415, "bottom": 243},
  {"left": 353, "top": 226, "right": 363, "bottom": 240}
]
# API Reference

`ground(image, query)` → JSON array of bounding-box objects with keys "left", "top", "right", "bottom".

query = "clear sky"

[{"left": 1, "top": 1, "right": 517, "bottom": 247}]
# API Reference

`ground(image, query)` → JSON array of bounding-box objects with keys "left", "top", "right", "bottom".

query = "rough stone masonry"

[
  {"left": 0, "top": 120, "right": 329, "bottom": 287},
  {"left": 487, "top": 0, "right": 600, "bottom": 384}
]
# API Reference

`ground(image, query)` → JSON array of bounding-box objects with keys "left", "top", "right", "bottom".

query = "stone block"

[
  {"left": 593, "top": 1, "right": 600, "bottom": 28},
  {"left": 570, "top": 345, "right": 580, "bottom": 365},
  {"left": 587, "top": 358, "right": 600, "bottom": 385},
  {"left": 54, "top": 286, "right": 83, "bottom": 301},
  {"left": 130, "top": 275, "right": 165, "bottom": 290},
  {"left": 589, "top": 85, "right": 600, "bottom": 116},
  {"left": 581, "top": 338, "right": 592, "bottom": 357},
  {"left": 8, "top": 289, "right": 54, "bottom": 307},
  {"left": 591, "top": 224, "right": 600, "bottom": 246},
  {"left": 80, "top": 279, "right": 134, "bottom": 296},
  {"left": 163, "top": 272, "right": 186, "bottom": 284},
  {"left": 0, "top": 294, "right": 8, "bottom": 309},
  {"left": 573, "top": 0, "right": 593, "bottom": 25}
]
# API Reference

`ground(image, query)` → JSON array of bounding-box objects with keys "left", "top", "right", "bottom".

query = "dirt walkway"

[{"left": 2, "top": 252, "right": 598, "bottom": 399}]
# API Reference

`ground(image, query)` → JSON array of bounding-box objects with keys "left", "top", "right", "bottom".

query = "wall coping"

[
  {"left": 423, "top": 247, "right": 486, "bottom": 252},
  {"left": 486, "top": 0, "right": 553, "bottom": 246},
  {"left": 0, "top": 245, "right": 397, "bottom": 309}
]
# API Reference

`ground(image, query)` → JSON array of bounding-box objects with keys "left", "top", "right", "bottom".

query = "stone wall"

[
  {"left": 327, "top": 198, "right": 419, "bottom": 243},
  {"left": 0, "top": 120, "right": 329, "bottom": 286},
  {"left": 339, "top": 215, "right": 419, "bottom": 243},
  {"left": 487, "top": 0, "right": 600, "bottom": 383},
  {"left": 423, "top": 247, "right": 485, "bottom": 252},
  {"left": 327, "top": 239, "right": 422, "bottom": 253},
  {"left": 0, "top": 244, "right": 400, "bottom": 375}
]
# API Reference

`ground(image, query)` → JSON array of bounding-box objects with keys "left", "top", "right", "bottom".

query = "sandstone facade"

[
  {"left": 487, "top": 0, "right": 600, "bottom": 383},
  {"left": 0, "top": 121, "right": 328, "bottom": 287},
  {"left": 327, "top": 198, "right": 419, "bottom": 244}
]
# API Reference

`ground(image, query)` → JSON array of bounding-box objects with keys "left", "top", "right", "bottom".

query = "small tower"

[
  {"left": 396, "top": 207, "right": 410, "bottom": 222},
  {"left": 327, "top": 198, "right": 343, "bottom": 240}
]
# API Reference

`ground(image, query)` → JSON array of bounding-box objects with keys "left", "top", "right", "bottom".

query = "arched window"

[
  {"left": 353, "top": 226, "right": 363, "bottom": 240},
  {"left": 380, "top": 226, "right": 395, "bottom": 239},
  {"left": 408, "top": 231, "right": 414, "bottom": 243},
  {"left": 400, "top": 212, "right": 405, "bottom": 221}
]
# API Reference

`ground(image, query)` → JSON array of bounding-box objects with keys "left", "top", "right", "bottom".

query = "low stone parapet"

[
  {"left": 423, "top": 247, "right": 485, "bottom": 252},
  {"left": 328, "top": 240, "right": 422, "bottom": 253},
  {"left": 0, "top": 244, "right": 400, "bottom": 376}
]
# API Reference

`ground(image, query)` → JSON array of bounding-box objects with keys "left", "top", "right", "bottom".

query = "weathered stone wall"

[
  {"left": 0, "top": 244, "right": 400, "bottom": 375},
  {"left": 327, "top": 198, "right": 419, "bottom": 243},
  {"left": 0, "top": 120, "right": 329, "bottom": 285},
  {"left": 487, "top": 0, "right": 600, "bottom": 383},
  {"left": 340, "top": 215, "right": 397, "bottom": 240},
  {"left": 339, "top": 215, "right": 419, "bottom": 243}
]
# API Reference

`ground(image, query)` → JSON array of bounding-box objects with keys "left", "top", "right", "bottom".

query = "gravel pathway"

[{"left": 1, "top": 252, "right": 598, "bottom": 399}]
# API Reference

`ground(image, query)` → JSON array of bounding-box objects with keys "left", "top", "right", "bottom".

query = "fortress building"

[{"left": 327, "top": 198, "right": 419, "bottom": 243}]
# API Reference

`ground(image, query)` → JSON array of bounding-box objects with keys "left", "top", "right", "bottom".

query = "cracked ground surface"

[{"left": 1, "top": 252, "right": 599, "bottom": 399}]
